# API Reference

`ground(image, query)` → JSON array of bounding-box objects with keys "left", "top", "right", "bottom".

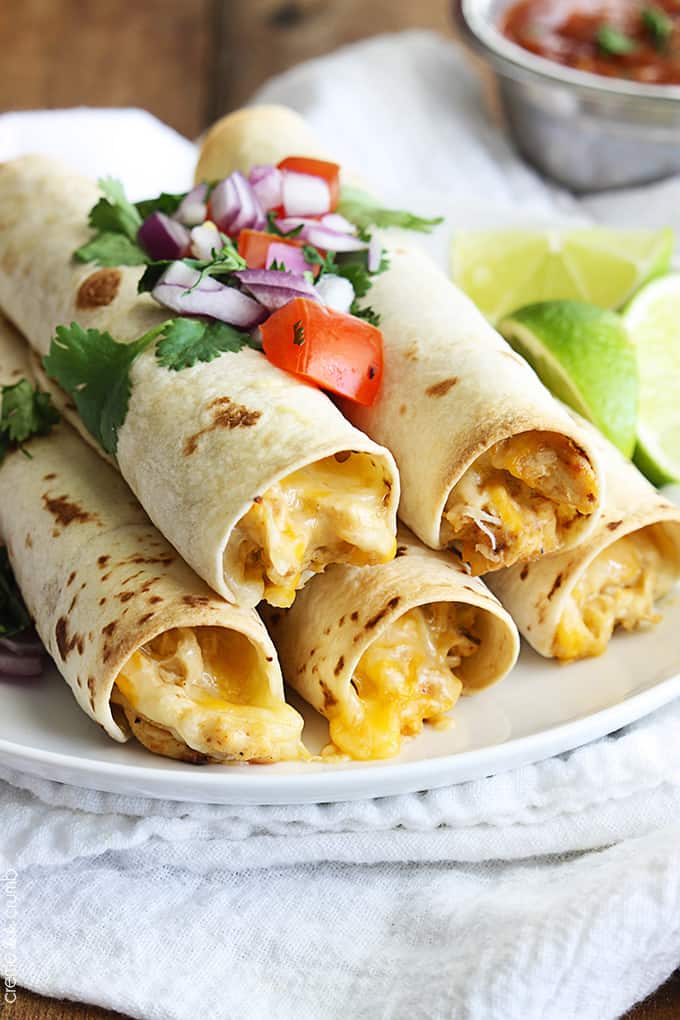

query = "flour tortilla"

[
  {"left": 0, "top": 155, "right": 399, "bottom": 606},
  {"left": 265, "top": 526, "right": 519, "bottom": 721},
  {"left": 488, "top": 422, "right": 680, "bottom": 657},
  {"left": 0, "top": 318, "right": 300, "bottom": 757},
  {"left": 193, "top": 106, "right": 603, "bottom": 556}
]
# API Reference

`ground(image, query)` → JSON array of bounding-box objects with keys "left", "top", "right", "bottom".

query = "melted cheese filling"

[
  {"left": 553, "top": 530, "right": 677, "bottom": 661},
  {"left": 112, "top": 627, "right": 305, "bottom": 762},
  {"left": 327, "top": 604, "right": 481, "bottom": 760},
  {"left": 233, "top": 452, "right": 396, "bottom": 607},
  {"left": 442, "top": 432, "right": 598, "bottom": 575}
]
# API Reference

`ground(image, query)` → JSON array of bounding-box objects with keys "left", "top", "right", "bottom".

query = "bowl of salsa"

[{"left": 453, "top": 0, "right": 680, "bottom": 190}]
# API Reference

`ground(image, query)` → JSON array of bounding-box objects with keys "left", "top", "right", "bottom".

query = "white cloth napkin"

[{"left": 2, "top": 30, "right": 680, "bottom": 1020}]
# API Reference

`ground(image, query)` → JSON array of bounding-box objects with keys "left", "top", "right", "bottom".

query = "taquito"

[
  {"left": 489, "top": 421, "right": 680, "bottom": 660},
  {"left": 265, "top": 528, "right": 519, "bottom": 760},
  {"left": 0, "top": 318, "right": 304, "bottom": 762},
  {"left": 0, "top": 156, "right": 399, "bottom": 608},
  {"left": 196, "top": 106, "right": 603, "bottom": 576}
]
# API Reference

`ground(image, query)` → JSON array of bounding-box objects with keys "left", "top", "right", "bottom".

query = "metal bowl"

[{"left": 453, "top": 0, "right": 680, "bottom": 192}]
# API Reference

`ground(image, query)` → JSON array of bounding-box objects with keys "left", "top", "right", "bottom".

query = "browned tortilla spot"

[
  {"left": 66, "top": 571, "right": 76, "bottom": 587},
  {"left": 266, "top": 655, "right": 273, "bottom": 662},
  {"left": 43, "top": 473, "right": 57, "bottom": 481},
  {"left": 607, "top": 520, "right": 623, "bottom": 531},
  {"left": 97, "top": 555, "right": 110, "bottom": 568},
  {"left": 395, "top": 546, "right": 407, "bottom": 557},
  {"left": 520, "top": 564, "right": 530, "bottom": 581},
  {"left": 118, "top": 592, "right": 134, "bottom": 603},
  {"left": 426, "top": 377, "right": 458, "bottom": 398},
  {"left": 137, "top": 613, "right": 154, "bottom": 625},
  {"left": 334, "top": 655, "right": 345, "bottom": 676},
  {"left": 365, "top": 597, "right": 401, "bottom": 630},
  {"left": 102, "top": 621, "right": 117, "bottom": 638},
  {"left": 547, "top": 573, "right": 564, "bottom": 600},
  {"left": 339, "top": 615, "right": 346, "bottom": 626},
  {"left": 350, "top": 611, "right": 359, "bottom": 622},
  {"left": 55, "top": 616, "right": 84, "bottom": 661},
  {"left": 320, "top": 680, "right": 338, "bottom": 708},
  {"left": 99, "top": 596, "right": 107, "bottom": 606},
  {"left": 182, "top": 594, "right": 211, "bottom": 607},
  {"left": 149, "top": 595, "right": 163, "bottom": 605},
  {"left": 399, "top": 404, "right": 407, "bottom": 416},
  {"left": 404, "top": 344, "right": 419, "bottom": 362},
  {"left": 184, "top": 398, "right": 262, "bottom": 456},
  {"left": 24, "top": 533, "right": 32, "bottom": 548},
  {"left": 76, "top": 268, "right": 122, "bottom": 309},
  {"left": 42, "top": 493, "right": 96, "bottom": 527}
]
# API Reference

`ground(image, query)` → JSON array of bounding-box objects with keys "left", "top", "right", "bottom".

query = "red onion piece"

[
  {"left": 315, "top": 274, "right": 355, "bottom": 314},
  {"left": 249, "top": 165, "right": 283, "bottom": 210},
  {"left": 152, "top": 263, "right": 267, "bottom": 328},
  {"left": 210, "top": 172, "right": 265, "bottom": 235},
  {"left": 281, "top": 171, "right": 331, "bottom": 217},
  {"left": 368, "top": 234, "right": 382, "bottom": 273},
  {"left": 190, "top": 222, "right": 222, "bottom": 261},
  {"left": 320, "top": 213, "right": 358, "bottom": 234},
  {"left": 266, "top": 242, "right": 312, "bottom": 276},
  {"left": 138, "top": 212, "right": 190, "bottom": 261},
  {"left": 174, "top": 184, "right": 208, "bottom": 226},
  {"left": 235, "top": 268, "right": 319, "bottom": 312},
  {"left": 0, "top": 650, "right": 44, "bottom": 677},
  {"left": 274, "top": 218, "right": 368, "bottom": 253},
  {"left": 0, "top": 631, "right": 44, "bottom": 656}
]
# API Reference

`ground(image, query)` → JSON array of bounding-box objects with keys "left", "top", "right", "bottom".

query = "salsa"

[{"left": 501, "top": 0, "right": 680, "bottom": 84}]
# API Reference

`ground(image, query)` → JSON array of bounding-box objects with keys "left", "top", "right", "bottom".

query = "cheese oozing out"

[
  {"left": 112, "top": 626, "right": 305, "bottom": 763},
  {"left": 442, "top": 431, "right": 598, "bottom": 575},
  {"left": 229, "top": 451, "right": 396, "bottom": 608},
  {"left": 553, "top": 527, "right": 678, "bottom": 661},
  {"left": 326, "top": 603, "right": 482, "bottom": 760}
]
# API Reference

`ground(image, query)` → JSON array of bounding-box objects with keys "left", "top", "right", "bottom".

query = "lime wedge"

[
  {"left": 499, "top": 300, "right": 638, "bottom": 456},
  {"left": 451, "top": 227, "right": 674, "bottom": 324},
  {"left": 623, "top": 273, "right": 680, "bottom": 484}
]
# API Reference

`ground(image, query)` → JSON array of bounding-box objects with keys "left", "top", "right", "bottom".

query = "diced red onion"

[
  {"left": 210, "top": 172, "right": 265, "bottom": 235},
  {"left": 152, "top": 262, "right": 267, "bottom": 328},
  {"left": 320, "top": 213, "right": 357, "bottom": 235},
  {"left": 266, "top": 242, "right": 311, "bottom": 276},
  {"left": 0, "top": 631, "right": 44, "bottom": 656},
  {"left": 0, "top": 649, "right": 44, "bottom": 676},
  {"left": 315, "top": 274, "right": 355, "bottom": 314},
  {"left": 367, "top": 234, "right": 382, "bottom": 273},
  {"left": 174, "top": 184, "right": 208, "bottom": 227},
  {"left": 249, "top": 165, "right": 283, "bottom": 210},
  {"left": 190, "top": 222, "right": 222, "bottom": 261},
  {"left": 281, "top": 171, "right": 331, "bottom": 217},
  {"left": 275, "top": 218, "right": 368, "bottom": 253},
  {"left": 235, "top": 268, "right": 319, "bottom": 312},
  {"left": 138, "top": 212, "right": 190, "bottom": 261}
]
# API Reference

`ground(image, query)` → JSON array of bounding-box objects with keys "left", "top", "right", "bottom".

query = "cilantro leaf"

[
  {"left": 597, "top": 24, "right": 637, "bottom": 55},
  {"left": 75, "top": 231, "right": 148, "bottom": 266},
  {"left": 302, "top": 245, "right": 336, "bottom": 274},
  {"left": 266, "top": 211, "right": 304, "bottom": 238},
  {"left": 643, "top": 6, "right": 672, "bottom": 48},
  {"left": 337, "top": 186, "right": 443, "bottom": 234},
  {"left": 137, "top": 240, "right": 246, "bottom": 295},
  {"left": 43, "top": 322, "right": 164, "bottom": 456},
  {"left": 135, "top": 191, "right": 187, "bottom": 220},
  {"left": 90, "top": 177, "right": 142, "bottom": 240},
  {"left": 0, "top": 378, "right": 59, "bottom": 465},
  {"left": 331, "top": 248, "right": 390, "bottom": 300},
  {"left": 350, "top": 302, "right": 381, "bottom": 327},
  {"left": 155, "top": 319, "right": 257, "bottom": 371},
  {"left": 0, "top": 547, "right": 31, "bottom": 639}
]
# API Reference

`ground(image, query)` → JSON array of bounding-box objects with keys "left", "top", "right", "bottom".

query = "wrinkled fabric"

[{"left": 2, "top": 31, "right": 680, "bottom": 1020}]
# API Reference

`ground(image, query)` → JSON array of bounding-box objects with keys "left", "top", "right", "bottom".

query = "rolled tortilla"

[
  {"left": 0, "top": 156, "right": 399, "bottom": 608},
  {"left": 0, "top": 318, "right": 305, "bottom": 763},
  {"left": 488, "top": 421, "right": 680, "bottom": 660},
  {"left": 265, "top": 527, "right": 519, "bottom": 760},
  {"left": 196, "top": 106, "right": 603, "bottom": 576}
]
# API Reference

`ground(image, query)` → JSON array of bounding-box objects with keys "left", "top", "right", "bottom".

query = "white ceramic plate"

[{"left": 0, "top": 587, "right": 679, "bottom": 804}]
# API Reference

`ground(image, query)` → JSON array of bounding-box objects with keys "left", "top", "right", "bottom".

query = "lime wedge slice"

[
  {"left": 451, "top": 227, "right": 674, "bottom": 324},
  {"left": 623, "top": 273, "right": 680, "bottom": 484},
  {"left": 499, "top": 300, "right": 638, "bottom": 456}
]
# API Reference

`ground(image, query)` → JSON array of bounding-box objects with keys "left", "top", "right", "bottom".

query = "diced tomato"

[
  {"left": 277, "top": 157, "right": 341, "bottom": 212},
  {"left": 237, "top": 229, "right": 320, "bottom": 278},
  {"left": 260, "top": 298, "right": 383, "bottom": 406}
]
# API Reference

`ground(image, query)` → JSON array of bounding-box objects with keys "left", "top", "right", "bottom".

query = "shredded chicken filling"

[
  {"left": 112, "top": 627, "right": 305, "bottom": 762},
  {"left": 327, "top": 604, "right": 481, "bottom": 760},
  {"left": 553, "top": 530, "right": 677, "bottom": 661},
  {"left": 233, "top": 452, "right": 396, "bottom": 608},
  {"left": 442, "top": 432, "right": 598, "bottom": 575}
]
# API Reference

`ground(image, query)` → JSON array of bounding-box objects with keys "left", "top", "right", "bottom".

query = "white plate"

[{"left": 1, "top": 588, "right": 679, "bottom": 804}]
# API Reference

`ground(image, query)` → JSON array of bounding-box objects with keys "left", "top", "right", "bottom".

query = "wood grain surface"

[{"left": 0, "top": 1, "right": 677, "bottom": 1017}]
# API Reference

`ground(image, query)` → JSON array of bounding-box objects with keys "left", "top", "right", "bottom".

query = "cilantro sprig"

[
  {"left": 43, "top": 319, "right": 257, "bottom": 457},
  {"left": 0, "top": 547, "right": 31, "bottom": 640},
  {"left": 0, "top": 378, "right": 59, "bottom": 465},
  {"left": 137, "top": 238, "right": 246, "bottom": 294},
  {"left": 337, "top": 186, "right": 443, "bottom": 234}
]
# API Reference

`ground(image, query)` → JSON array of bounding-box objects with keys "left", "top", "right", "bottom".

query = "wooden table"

[{"left": 0, "top": 2, "right": 678, "bottom": 1016}]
